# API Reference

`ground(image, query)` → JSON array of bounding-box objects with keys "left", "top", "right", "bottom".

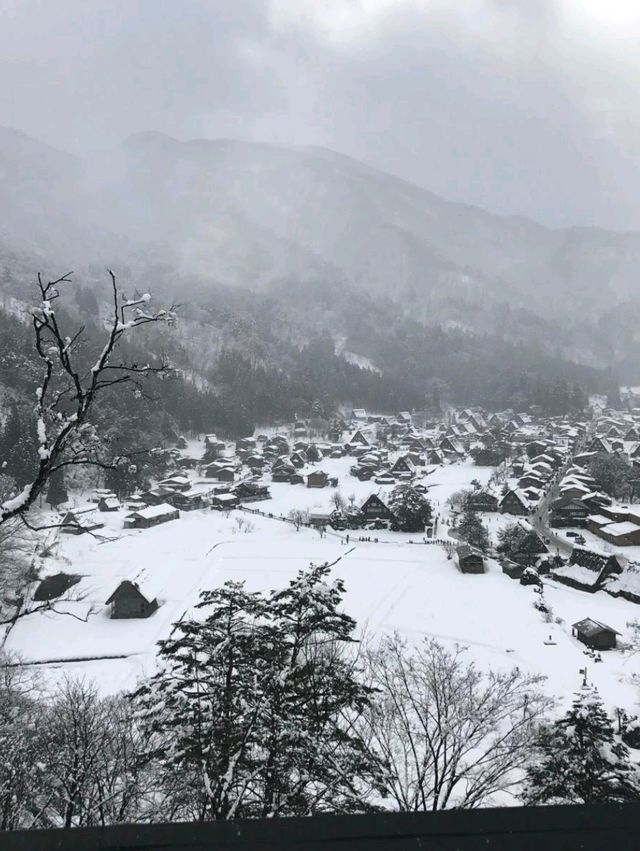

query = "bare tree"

[
  {"left": 0, "top": 271, "right": 176, "bottom": 527},
  {"left": 288, "top": 508, "right": 309, "bottom": 531},
  {"left": 359, "top": 635, "right": 553, "bottom": 811},
  {"left": 0, "top": 518, "right": 34, "bottom": 627},
  {"left": 330, "top": 490, "right": 346, "bottom": 512},
  {"left": 36, "top": 679, "right": 156, "bottom": 828},
  {"left": 0, "top": 656, "right": 47, "bottom": 830}
]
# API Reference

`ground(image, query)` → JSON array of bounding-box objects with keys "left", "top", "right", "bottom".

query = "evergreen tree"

[
  {"left": 388, "top": 485, "right": 432, "bottom": 532},
  {"left": 306, "top": 444, "right": 322, "bottom": 463},
  {"left": 455, "top": 510, "right": 489, "bottom": 552},
  {"left": 523, "top": 688, "right": 640, "bottom": 805},
  {"left": 46, "top": 468, "right": 68, "bottom": 508},
  {"left": 497, "top": 522, "right": 545, "bottom": 563},
  {"left": 135, "top": 582, "right": 268, "bottom": 821},
  {"left": 134, "top": 566, "right": 379, "bottom": 820},
  {"left": 257, "top": 563, "right": 378, "bottom": 816},
  {"left": 1, "top": 404, "right": 38, "bottom": 488},
  {"left": 588, "top": 452, "right": 633, "bottom": 499}
]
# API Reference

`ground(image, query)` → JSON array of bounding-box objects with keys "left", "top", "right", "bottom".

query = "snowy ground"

[{"left": 4, "top": 459, "right": 640, "bottom": 715}]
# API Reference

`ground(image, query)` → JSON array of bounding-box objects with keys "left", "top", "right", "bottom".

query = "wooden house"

[
  {"left": 306, "top": 470, "right": 329, "bottom": 489},
  {"left": 91, "top": 489, "right": 117, "bottom": 504},
  {"left": 498, "top": 489, "right": 529, "bottom": 516},
  {"left": 439, "top": 437, "right": 465, "bottom": 457},
  {"left": 391, "top": 455, "right": 416, "bottom": 477},
  {"left": 246, "top": 454, "right": 267, "bottom": 470},
  {"left": 60, "top": 508, "right": 105, "bottom": 535},
  {"left": 124, "top": 503, "right": 179, "bottom": 529},
  {"left": 169, "top": 490, "right": 206, "bottom": 511},
  {"left": 571, "top": 618, "right": 619, "bottom": 651},
  {"left": 466, "top": 490, "right": 498, "bottom": 513},
  {"left": 549, "top": 496, "right": 590, "bottom": 528},
  {"left": 588, "top": 436, "right": 612, "bottom": 454},
  {"left": 456, "top": 545, "right": 485, "bottom": 574},
  {"left": 211, "top": 493, "right": 239, "bottom": 510},
  {"left": 290, "top": 451, "right": 307, "bottom": 468},
  {"left": 552, "top": 546, "right": 624, "bottom": 592},
  {"left": 139, "top": 487, "right": 174, "bottom": 506},
  {"left": 518, "top": 473, "right": 545, "bottom": 490},
  {"left": 501, "top": 559, "right": 524, "bottom": 580},
  {"left": 598, "top": 521, "right": 640, "bottom": 547},
  {"left": 233, "top": 482, "right": 271, "bottom": 502},
  {"left": 235, "top": 437, "right": 257, "bottom": 453},
  {"left": 97, "top": 496, "right": 121, "bottom": 512},
  {"left": 346, "top": 429, "right": 370, "bottom": 448},
  {"left": 106, "top": 580, "right": 158, "bottom": 619},
  {"left": 158, "top": 475, "right": 191, "bottom": 492},
  {"left": 360, "top": 494, "right": 396, "bottom": 522}
]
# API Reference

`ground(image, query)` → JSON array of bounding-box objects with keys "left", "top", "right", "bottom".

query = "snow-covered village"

[
  {"left": 5, "top": 299, "right": 640, "bottom": 830},
  {"left": 8, "top": 401, "right": 640, "bottom": 710},
  {"left": 6, "top": 3, "right": 640, "bottom": 846}
]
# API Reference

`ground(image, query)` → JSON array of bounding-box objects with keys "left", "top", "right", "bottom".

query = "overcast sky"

[{"left": 2, "top": 0, "right": 640, "bottom": 229}]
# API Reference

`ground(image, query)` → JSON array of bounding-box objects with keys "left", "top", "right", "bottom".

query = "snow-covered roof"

[
  {"left": 601, "top": 521, "right": 640, "bottom": 537},
  {"left": 572, "top": 617, "right": 619, "bottom": 636},
  {"left": 553, "top": 563, "right": 602, "bottom": 588},
  {"left": 127, "top": 503, "right": 178, "bottom": 520},
  {"left": 608, "top": 563, "right": 640, "bottom": 599},
  {"left": 587, "top": 514, "right": 612, "bottom": 527}
]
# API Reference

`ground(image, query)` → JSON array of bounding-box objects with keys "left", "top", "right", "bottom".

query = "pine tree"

[
  {"left": 523, "top": 687, "right": 640, "bottom": 805},
  {"left": 135, "top": 581, "right": 269, "bottom": 821},
  {"left": 259, "top": 563, "right": 378, "bottom": 816},
  {"left": 1, "top": 404, "right": 38, "bottom": 488},
  {"left": 388, "top": 485, "right": 432, "bottom": 532},
  {"left": 455, "top": 509, "right": 489, "bottom": 552},
  {"left": 134, "top": 567, "right": 380, "bottom": 820},
  {"left": 46, "top": 468, "right": 68, "bottom": 508}
]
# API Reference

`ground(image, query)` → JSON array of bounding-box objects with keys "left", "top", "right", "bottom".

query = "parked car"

[
  {"left": 566, "top": 531, "right": 578, "bottom": 538},
  {"left": 574, "top": 535, "right": 586, "bottom": 545}
]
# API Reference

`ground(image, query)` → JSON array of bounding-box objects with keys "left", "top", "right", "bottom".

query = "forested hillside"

[{"left": 0, "top": 266, "right": 614, "bottom": 482}]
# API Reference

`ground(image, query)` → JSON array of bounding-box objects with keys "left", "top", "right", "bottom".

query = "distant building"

[
  {"left": 466, "top": 490, "right": 499, "bottom": 513},
  {"left": 456, "top": 545, "right": 485, "bottom": 574},
  {"left": 552, "top": 546, "right": 624, "bottom": 593},
  {"left": 571, "top": 618, "right": 619, "bottom": 651},
  {"left": 124, "top": 503, "right": 179, "bottom": 529},
  {"left": 106, "top": 580, "right": 158, "bottom": 619},
  {"left": 361, "top": 494, "right": 396, "bottom": 522},
  {"left": 498, "top": 489, "right": 529, "bottom": 516},
  {"left": 60, "top": 508, "right": 105, "bottom": 535},
  {"left": 306, "top": 470, "right": 329, "bottom": 488},
  {"left": 97, "top": 496, "right": 121, "bottom": 512},
  {"left": 598, "top": 521, "right": 640, "bottom": 547}
]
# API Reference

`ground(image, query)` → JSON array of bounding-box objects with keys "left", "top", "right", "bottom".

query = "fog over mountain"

[{"left": 1, "top": 124, "right": 640, "bottom": 377}]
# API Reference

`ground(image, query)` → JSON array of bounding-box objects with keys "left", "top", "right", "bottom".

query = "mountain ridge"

[{"left": 1, "top": 125, "right": 638, "bottom": 378}]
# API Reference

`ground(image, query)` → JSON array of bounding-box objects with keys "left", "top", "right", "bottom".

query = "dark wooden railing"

[{"left": 2, "top": 803, "right": 639, "bottom": 850}]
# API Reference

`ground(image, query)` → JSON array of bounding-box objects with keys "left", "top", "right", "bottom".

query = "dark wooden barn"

[
  {"left": 360, "top": 494, "right": 396, "bottom": 522},
  {"left": 306, "top": 470, "right": 329, "bottom": 488},
  {"left": 571, "top": 618, "right": 619, "bottom": 651},
  {"left": 456, "top": 545, "right": 485, "bottom": 574},
  {"left": 105, "top": 580, "right": 158, "bottom": 619}
]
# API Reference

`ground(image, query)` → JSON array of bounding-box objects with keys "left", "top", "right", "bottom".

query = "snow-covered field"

[{"left": 5, "top": 460, "right": 640, "bottom": 715}]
